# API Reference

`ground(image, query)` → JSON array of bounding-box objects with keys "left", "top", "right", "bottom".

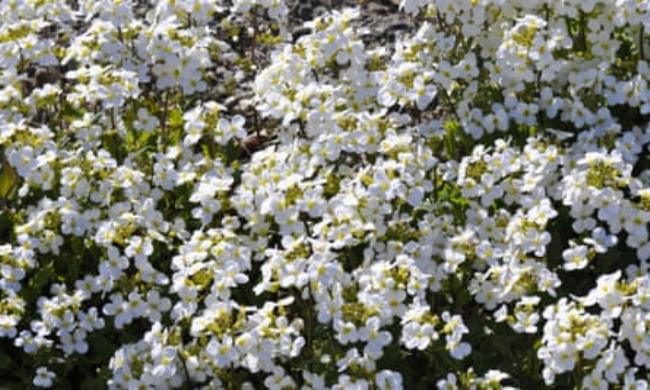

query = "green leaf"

[
  {"left": 25, "top": 261, "right": 55, "bottom": 303},
  {"left": 168, "top": 107, "right": 184, "bottom": 129},
  {"left": 0, "top": 351, "right": 12, "bottom": 370},
  {"left": 0, "top": 161, "right": 18, "bottom": 199}
]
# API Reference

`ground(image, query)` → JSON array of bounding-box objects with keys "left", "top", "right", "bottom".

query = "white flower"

[
  {"left": 375, "top": 370, "right": 403, "bottom": 390},
  {"left": 563, "top": 244, "right": 589, "bottom": 271},
  {"left": 264, "top": 367, "right": 295, "bottom": 390},
  {"left": 33, "top": 367, "right": 55, "bottom": 388},
  {"left": 215, "top": 115, "right": 247, "bottom": 145},
  {"left": 0, "top": 315, "right": 18, "bottom": 338},
  {"left": 436, "top": 373, "right": 458, "bottom": 390},
  {"left": 206, "top": 336, "right": 238, "bottom": 368},
  {"left": 360, "top": 317, "right": 392, "bottom": 359},
  {"left": 133, "top": 108, "right": 160, "bottom": 132},
  {"left": 401, "top": 321, "right": 436, "bottom": 350}
]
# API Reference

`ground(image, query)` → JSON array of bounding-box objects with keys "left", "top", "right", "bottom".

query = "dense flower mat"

[{"left": 1, "top": 0, "right": 650, "bottom": 388}]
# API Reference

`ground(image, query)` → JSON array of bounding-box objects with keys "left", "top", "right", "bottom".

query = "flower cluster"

[{"left": 1, "top": 0, "right": 650, "bottom": 388}]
